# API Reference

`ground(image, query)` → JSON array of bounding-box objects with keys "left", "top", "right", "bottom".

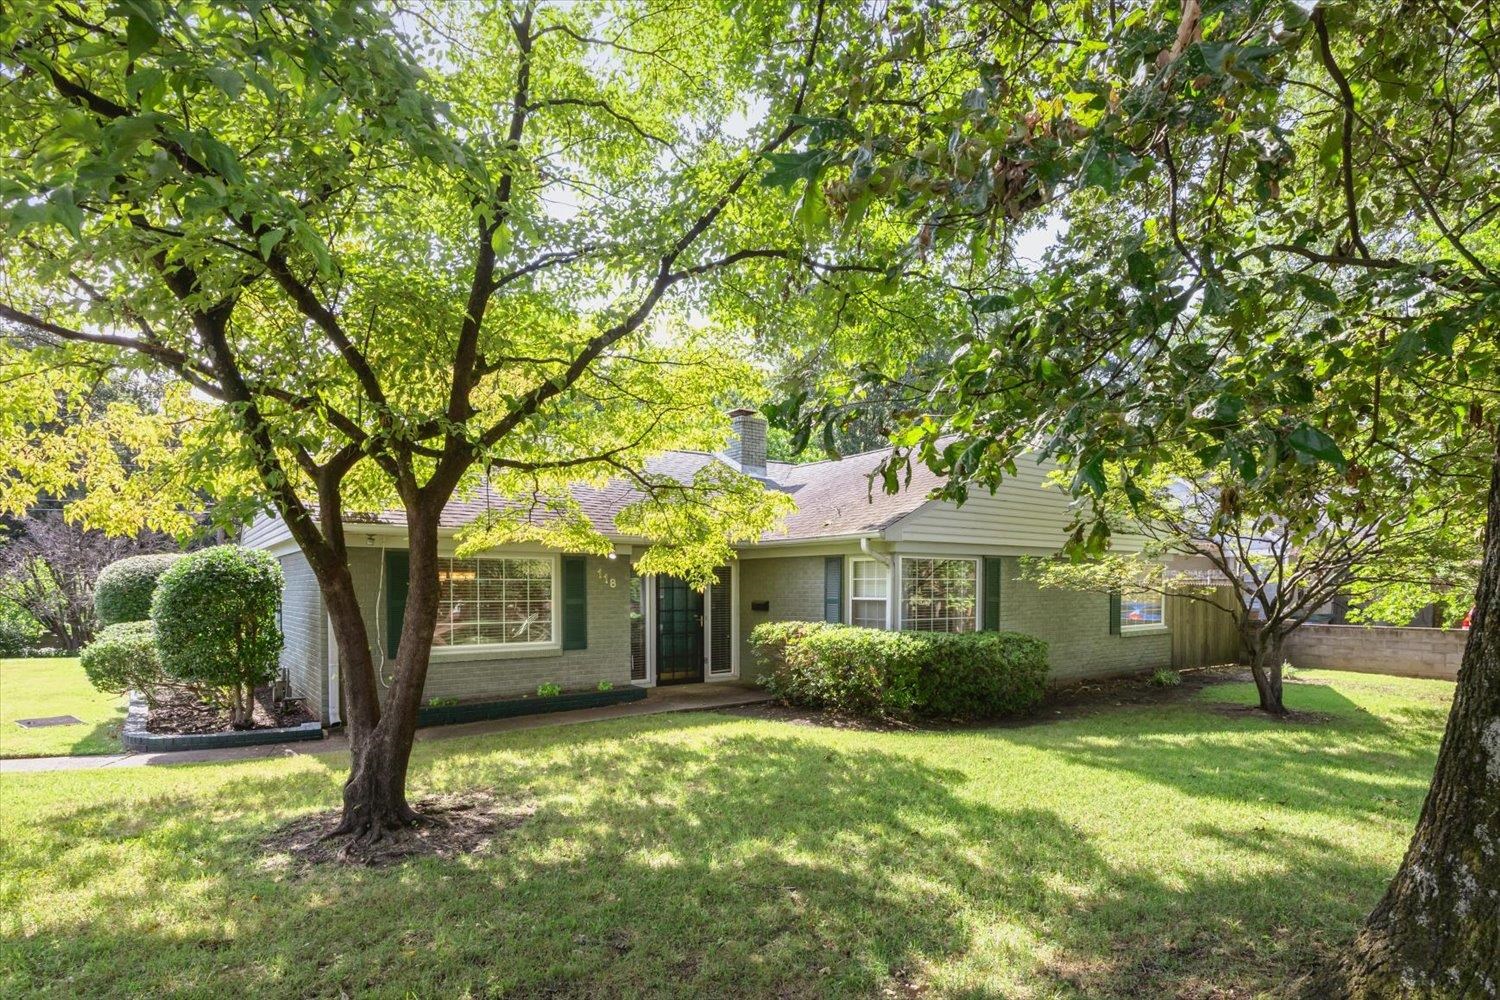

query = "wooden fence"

[{"left": 1168, "top": 586, "right": 1241, "bottom": 670}]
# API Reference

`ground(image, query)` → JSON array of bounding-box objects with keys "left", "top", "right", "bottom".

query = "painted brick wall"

[
  {"left": 345, "top": 548, "right": 633, "bottom": 704},
  {"left": 1284, "top": 624, "right": 1465, "bottom": 680},
  {"left": 998, "top": 557, "right": 1172, "bottom": 682},
  {"left": 277, "top": 551, "right": 327, "bottom": 718},
  {"left": 737, "top": 555, "right": 827, "bottom": 683}
]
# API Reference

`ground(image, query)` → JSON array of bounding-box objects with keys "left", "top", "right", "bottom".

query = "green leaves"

[
  {"left": 1286, "top": 423, "right": 1345, "bottom": 468},
  {"left": 761, "top": 149, "right": 837, "bottom": 191},
  {"left": 126, "top": 11, "right": 161, "bottom": 62}
]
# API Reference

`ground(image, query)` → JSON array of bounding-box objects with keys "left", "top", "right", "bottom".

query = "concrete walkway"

[{"left": 0, "top": 682, "right": 770, "bottom": 774}]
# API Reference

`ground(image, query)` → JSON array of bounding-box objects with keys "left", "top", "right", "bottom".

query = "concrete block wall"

[
  {"left": 1284, "top": 624, "right": 1466, "bottom": 680},
  {"left": 738, "top": 555, "right": 827, "bottom": 683},
  {"left": 998, "top": 557, "right": 1172, "bottom": 682},
  {"left": 277, "top": 551, "right": 327, "bottom": 719},
  {"left": 347, "top": 548, "right": 634, "bottom": 704}
]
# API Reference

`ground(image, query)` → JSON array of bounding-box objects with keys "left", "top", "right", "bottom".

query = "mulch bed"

[
  {"left": 146, "top": 683, "right": 315, "bottom": 735},
  {"left": 260, "top": 791, "right": 535, "bottom": 869}
]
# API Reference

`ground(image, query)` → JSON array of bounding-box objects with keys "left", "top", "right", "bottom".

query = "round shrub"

[
  {"left": 94, "top": 553, "right": 183, "bottom": 626},
  {"left": 152, "top": 545, "right": 283, "bottom": 726},
  {"left": 751, "top": 621, "right": 1049, "bottom": 721},
  {"left": 80, "top": 620, "right": 166, "bottom": 701}
]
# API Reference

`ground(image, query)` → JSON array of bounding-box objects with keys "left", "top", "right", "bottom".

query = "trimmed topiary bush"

[
  {"left": 751, "top": 622, "right": 1049, "bottom": 721},
  {"left": 80, "top": 620, "right": 169, "bottom": 704},
  {"left": 152, "top": 545, "right": 283, "bottom": 728},
  {"left": 94, "top": 553, "right": 183, "bottom": 626}
]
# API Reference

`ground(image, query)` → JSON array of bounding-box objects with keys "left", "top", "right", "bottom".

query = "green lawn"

[
  {"left": 0, "top": 657, "right": 124, "bottom": 758},
  {"left": 0, "top": 670, "right": 1452, "bottom": 998}
]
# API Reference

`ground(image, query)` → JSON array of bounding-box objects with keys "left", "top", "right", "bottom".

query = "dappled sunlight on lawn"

[{"left": 0, "top": 670, "right": 1451, "bottom": 998}]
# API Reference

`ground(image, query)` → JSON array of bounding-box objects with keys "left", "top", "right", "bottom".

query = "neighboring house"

[{"left": 247, "top": 410, "right": 1173, "bottom": 725}]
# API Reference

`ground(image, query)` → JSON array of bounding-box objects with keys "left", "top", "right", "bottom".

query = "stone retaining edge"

[{"left": 122, "top": 691, "right": 324, "bottom": 753}]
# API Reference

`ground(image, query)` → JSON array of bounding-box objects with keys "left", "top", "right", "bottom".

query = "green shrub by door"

[{"left": 750, "top": 621, "right": 1049, "bottom": 721}]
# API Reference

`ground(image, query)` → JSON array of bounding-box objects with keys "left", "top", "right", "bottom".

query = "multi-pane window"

[
  {"left": 432, "top": 557, "right": 554, "bottom": 647},
  {"left": 849, "top": 558, "right": 889, "bottom": 628},
  {"left": 900, "top": 558, "right": 978, "bottom": 633},
  {"left": 1121, "top": 588, "right": 1165, "bottom": 630}
]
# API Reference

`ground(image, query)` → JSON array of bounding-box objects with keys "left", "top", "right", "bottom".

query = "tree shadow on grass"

[
  {"left": 1018, "top": 681, "right": 1443, "bottom": 816},
  {"left": 2, "top": 712, "right": 1411, "bottom": 999}
]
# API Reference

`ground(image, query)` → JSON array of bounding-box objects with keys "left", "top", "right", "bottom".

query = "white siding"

[
  {"left": 241, "top": 511, "right": 291, "bottom": 550},
  {"left": 885, "top": 456, "right": 1147, "bottom": 554}
]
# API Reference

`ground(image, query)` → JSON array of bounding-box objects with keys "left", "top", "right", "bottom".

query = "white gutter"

[{"left": 859, "top": 536, "right": 891, "bottom": 565}]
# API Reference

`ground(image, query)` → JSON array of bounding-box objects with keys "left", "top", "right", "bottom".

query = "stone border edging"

[{"left": 122, "top": 691, "right": 324, "bottom": 753}]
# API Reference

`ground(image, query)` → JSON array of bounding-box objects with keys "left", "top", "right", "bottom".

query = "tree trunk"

[
  {"left": 324, "top": 506, "right": 446, "bottom": 842},
  {"left": 1244, "top": 630, "right": 1287, "bottom": 715},
  {"left": 1336, "top": 442, "right": 1500, "bottom": 997}
]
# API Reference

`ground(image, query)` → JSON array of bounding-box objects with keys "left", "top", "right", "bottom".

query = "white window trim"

[
  {"left": 846, "top": 556, "right": 892, "bottom": 630},
  {"left": 428, "top": 553, "right": 562, "bottom": 660},
  {"left": 1119, "top": 589, "right": 1169, "bottom": 635},
  {"left": 898, "top": 555, "right": 981, "bottom": 633}
]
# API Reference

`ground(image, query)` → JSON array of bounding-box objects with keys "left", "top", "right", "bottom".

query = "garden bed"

[
  {"left": 417, "top": 685, "right": 645, "bottom": 727},
  {"left": 122, "top": 687, "right": 322, "bottom": 753}
]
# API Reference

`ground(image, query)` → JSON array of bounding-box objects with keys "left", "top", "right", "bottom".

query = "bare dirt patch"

[
  {"left": 148, "top": 683, "right": 314, "bottom": 734},
  {"left": 1204, "top": 703, "right": 1334, "bottom": 725},
  {"left": 260, "top": 790, "right": 534, "bottom": 869}
]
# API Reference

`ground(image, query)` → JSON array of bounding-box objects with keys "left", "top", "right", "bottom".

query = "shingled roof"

[{"left": 343, "top": 447, "right": 941, "bottom": 543}]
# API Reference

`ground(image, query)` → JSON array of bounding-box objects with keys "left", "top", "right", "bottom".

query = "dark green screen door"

[{"left": 655, "top": 576, "right": 703, "bottom": 684}]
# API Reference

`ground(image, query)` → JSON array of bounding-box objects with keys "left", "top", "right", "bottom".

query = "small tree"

[
  {"left": 0, "top": 511, "right": 175, "bottom": 651},
  {"left": 1024, "top": 463, "right": 1474, "bottom": 714},
  {"left": 152, "top": 546, "right": 283, "bottom": 728},
  {"left": 94, "top": 553, "right": 182, "bottom": 626}
]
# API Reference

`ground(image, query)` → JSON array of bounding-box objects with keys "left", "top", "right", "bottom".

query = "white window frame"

[
  {"left": 847, "top": 557, "right": 891, "bottom": 629},
  {"left": 429, "top": 553, "right": 562, "bottom": 657},
  {"left": 1119, "top": 587, "right": 1168, "bottom": 634},
  {"left": 898, "top": 556, "right": 980, "bottom": 633}
]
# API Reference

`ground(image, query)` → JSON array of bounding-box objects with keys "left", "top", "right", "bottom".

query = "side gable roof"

[{"left": 761, "top": 448, "right": 944, "bottom": 540}]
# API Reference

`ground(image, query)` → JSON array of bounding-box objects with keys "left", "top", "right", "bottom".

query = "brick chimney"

[{"left": 726, "top": 407, "right": 768, "bottom": 477}]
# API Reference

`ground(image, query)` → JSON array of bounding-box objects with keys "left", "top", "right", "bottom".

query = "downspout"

[{"left": 860, "top": 536, "right": 895, "bottom": 630}]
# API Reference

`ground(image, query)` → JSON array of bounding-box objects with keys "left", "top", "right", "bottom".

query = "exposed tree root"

[{"left": 261, "top": 790, "right": 534, "bottom": 870}]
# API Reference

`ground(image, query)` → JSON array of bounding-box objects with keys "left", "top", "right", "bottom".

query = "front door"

[{"left": 655, "top": 576, "right": 703, "bottom": 684}]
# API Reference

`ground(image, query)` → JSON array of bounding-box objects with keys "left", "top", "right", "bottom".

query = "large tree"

[
  {"left": 0, "top": 0, "right": 967, "bottom": 842},
  {"left": 763, "top": 0, "right": 1498, "bottom": 992}
]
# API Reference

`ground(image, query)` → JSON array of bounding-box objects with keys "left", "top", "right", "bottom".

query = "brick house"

[{"left": 247, "top": 410, "right": 1172, "bottom": 725}]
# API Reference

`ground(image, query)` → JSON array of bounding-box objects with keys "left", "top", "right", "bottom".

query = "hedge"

[
  {"left": 94, "top": 553, "right": 182, "bottom": 626},
  {"left": 750, "top": 621, "right": 1049, "bottom": 721},
  {"left": 152, "top": 545, "right": 283, "bottom": 727},
  {"left": 80, "top": 620, "right": 168, "bottom": 703}
]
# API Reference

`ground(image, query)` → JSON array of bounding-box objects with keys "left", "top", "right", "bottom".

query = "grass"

[
  {"left": 0, "top": 669, "right": 1453, "bottom": 998},
  {"left": 0, "top": 657, "right": 124, "bottom": 758}
]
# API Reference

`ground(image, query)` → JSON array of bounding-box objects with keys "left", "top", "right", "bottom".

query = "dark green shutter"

[
  {"left": 385, "top": 549, "right": 409, "bottom": 656},
  {"left": 983, "top": 557, "right": 1002, "bottom": 631},
  {"left": 562, "top": 555, "right": 587, "bottom": 649},
  {"left": 823, "top": 556, "right": 844, "bottom": 623},
  {"left": 1108, "top": 590, "right": 1122, "bottom": 635}
]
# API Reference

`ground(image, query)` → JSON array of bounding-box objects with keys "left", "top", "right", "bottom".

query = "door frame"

[{"left": 637, "top": 567, "right": 739, "bottom": 686}]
